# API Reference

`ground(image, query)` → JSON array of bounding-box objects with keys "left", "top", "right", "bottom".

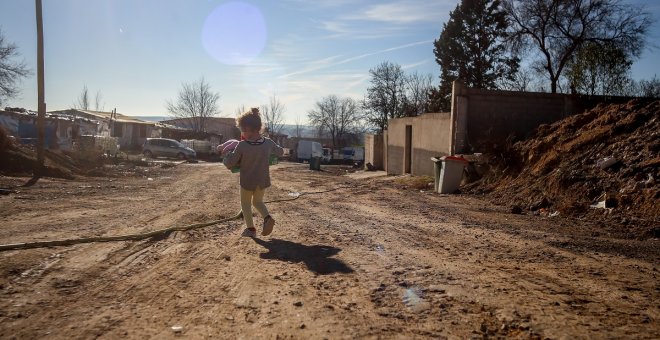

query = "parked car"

[{"left": 142, "top": 138, "right": 196, "bottom": 160}]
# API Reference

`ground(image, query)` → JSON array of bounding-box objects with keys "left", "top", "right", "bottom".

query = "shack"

[
  {"left": 50, "top": 109, "right": 159, "bottom": 150},
  {"left": 0, "top": 108, "right": 97, "bottom": 151}
]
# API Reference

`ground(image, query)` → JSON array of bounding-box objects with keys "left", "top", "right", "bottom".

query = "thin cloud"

[
  {"left": 355, "top": 1, "right": 448, "bottom": 24},
  {"left": 279, "top": 40, "right": 433, "bottom": 79},
  {"left": 402, "top": 58, "right": 433, "bottom": 70},
  {"left": 315, "top": 0, "right": 453, "bottom": 39},
  {"left": 338, "top": 40, "right": 432, "bottom": 64},
  {"left": 267, "top": 34, "right": 319, "bottom": 62},
  {"left": 280, "top": 0, "right": 363, "bottom": 10},
  {"left": 345, "top": 74, "right": 371, "bottom": 91},
  {"left": 317, "top": 19, "right": 410, "bottom": 40}
]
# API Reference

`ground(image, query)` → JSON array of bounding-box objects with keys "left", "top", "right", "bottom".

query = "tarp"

[{"left": 17, "top": 121, "right": 57, "bottom": 148}]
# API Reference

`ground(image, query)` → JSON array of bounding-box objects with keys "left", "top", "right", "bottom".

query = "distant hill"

[
  {"left": 278, "top": 124, "right": 317, "bottom": 138},
  {"left": 133, "top": 116, "right": 319, "bottom": 137}
]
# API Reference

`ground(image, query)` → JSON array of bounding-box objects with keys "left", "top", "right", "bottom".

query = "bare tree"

[
  {"left": 234, "top": 104, "right": 246, "bottom": 117},
  {"left": 403, "top": 72, "right": 434, "bottom": 116},
  {"left": 73, "top": 85, "right": 90, "bottom": 110},
  {"left": 294, "top": 116, "right": 304, "bottom": 138},
  {"left": 504, "top": 0, "right": 652, "bottom": 93},
  {"left": 260, "top": 95, "right": 285, "bottom": 135},
  {"left": 363, "top": 61, "right": 407, "bottom": 132},
  {"left": 0, "top": 28, "right": 30, "bottom": 106},
  {"left": 166, "top": 77, "right": 220, "bottom": 132},
  {"left": 314, "top": 125, "right": 327, "bottom": 139},
  {"left": 73, "top": 86, "right": 105, "bottom": 111},
  {"left": 94, "top": 90, "right": 104, "bottom": 111},
  {"left": 497, "top": 67, "right": 537, "bottom": 92},
  {"left": 308, "top": 95, "right": 360, "bottom": 148},
  {"left": 638, "top": 76, "right": 660, "bottom": 98},
  {"left": 565, "top": 41, "right": 634, "bottom": 96},
  {"left": 627, "top": 76, "right": 660, "bottom": 98}
]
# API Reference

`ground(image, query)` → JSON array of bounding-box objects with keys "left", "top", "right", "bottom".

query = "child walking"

[{"left": 222, "top": 108, "right": 284, "bottom": 237}]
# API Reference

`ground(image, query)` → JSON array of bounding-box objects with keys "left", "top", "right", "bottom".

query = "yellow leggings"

[{"left": 240, "top": 187, "right": 270, "bottom": 229}]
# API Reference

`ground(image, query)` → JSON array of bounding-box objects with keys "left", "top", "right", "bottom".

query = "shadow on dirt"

[{"left": 252, "top": 238, "right": 354, "bottom": 275}]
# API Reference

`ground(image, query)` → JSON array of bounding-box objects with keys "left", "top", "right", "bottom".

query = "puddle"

[{"left": 403, "top": 286, "right": 430, "bottom": 313}]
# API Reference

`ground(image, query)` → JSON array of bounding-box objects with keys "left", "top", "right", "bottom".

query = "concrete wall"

[
  {"left": 384, "top": 81, "right": 635, "bottom": 176},
  {"left": 113, "top": 122, "right": 157, "bottom": 150},
  {"left": 364, "top": 134, "right": 384, "bottom": 169},
  {"left": 383, "top": 131, "right": 388, "bottom": 173},
  {"left": 386, "top": 112, "right": 452, "bottom": 177},
  {"left": 451, "top": 81, "right": 636, "bottom": 153}
]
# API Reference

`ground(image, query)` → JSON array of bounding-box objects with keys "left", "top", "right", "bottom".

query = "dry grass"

[{"left": 394, "top": 175, "right": 434, "bottom": 190}]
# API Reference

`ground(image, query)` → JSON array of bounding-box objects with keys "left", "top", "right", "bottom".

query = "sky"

[{"left": 1, "top": 0, "right": 659, "bottom": 124}]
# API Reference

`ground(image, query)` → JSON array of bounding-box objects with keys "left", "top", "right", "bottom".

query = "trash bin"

[
  {"left": 269, "top": 154, "right": 279, "bottom": 166},
  {"left": 431, "top": 157, "right": 442, "bottom": 192},
  {"left": 430, "top": 156, "right": 468, "bottom": 194},
  {"left": 309, "top": 156, "right": 321, "bottom": 171}
]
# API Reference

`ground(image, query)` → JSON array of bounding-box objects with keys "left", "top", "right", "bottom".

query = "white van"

[
  {"left": 342, "top": 146, "right": 365, "bottom": 162},
  {"left": 296, "top": 140, "right": 322, "bottom": 162}
]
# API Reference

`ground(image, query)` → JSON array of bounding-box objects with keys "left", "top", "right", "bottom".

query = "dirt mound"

[
  {"left": 0, "top": 125, "right": 94, "bottom": 179},
  {"left": 0, "top": 144, "right": 76, "bottom": 179},
  {"left": 469, "top": 99, "right": 659, "bottom": 232},
  {"left": 0, "top": 133, "right": 181, "bottom": 180}
]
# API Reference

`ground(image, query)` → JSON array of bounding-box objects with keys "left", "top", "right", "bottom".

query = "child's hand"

[{"left": 219, "top": 139, "right": 239, "bottom": 155}]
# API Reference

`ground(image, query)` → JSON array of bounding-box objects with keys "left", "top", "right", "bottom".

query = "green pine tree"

[{"left": 433, "top": 0, "right": 518, "bottom": 110}]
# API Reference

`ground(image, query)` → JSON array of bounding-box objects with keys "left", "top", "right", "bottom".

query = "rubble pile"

[
  {"left": 1, "top": 128, "right": 172, "bottom": 179},
  {"left": 472, "top": 99, "right": 659, "bottom": 228},
  {"left": 0, "top": 126, "right": 76, "bottom": 179}
]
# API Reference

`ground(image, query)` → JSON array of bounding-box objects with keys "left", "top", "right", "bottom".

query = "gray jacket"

[{"left": 223, "top": 137, "right": 284, "bottom": 190}]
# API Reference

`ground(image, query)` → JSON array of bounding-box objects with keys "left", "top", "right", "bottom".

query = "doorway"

[{"left": 404, "top": 125, "right": 412, "bottom": 174}]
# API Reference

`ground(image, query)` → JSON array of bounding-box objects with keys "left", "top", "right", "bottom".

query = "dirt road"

[{"left": 1, "top": 162, "right": 658, "bottom": 339}]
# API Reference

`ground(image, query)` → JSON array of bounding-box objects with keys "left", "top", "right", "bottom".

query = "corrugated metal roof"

[
  {"left": 1, "top": 109, "right": 98, "bottom": 124},
  {"left": 76, "top": 110, "right": 155, "bottom": 124}
]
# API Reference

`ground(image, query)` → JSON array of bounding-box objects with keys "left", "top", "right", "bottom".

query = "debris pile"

[
  {"left": 0, "top": 126, "right": 75, "bottom": 179},
  {"left": 470, "top": 99, "right": 659, "bottom": 229},
  {"left": 1, "top": 128, "right": 177, "bottom": 180},
  {"left": 0, "top": 126, "right": 146, "bottom": 179}
]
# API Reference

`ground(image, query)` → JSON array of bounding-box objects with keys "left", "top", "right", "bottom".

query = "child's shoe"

[
  {"left": 241, "top": 227, "right": 257, "bottom": 237},
  {"left": 262, "top": 216, "right": 275, "bottom": 236}
]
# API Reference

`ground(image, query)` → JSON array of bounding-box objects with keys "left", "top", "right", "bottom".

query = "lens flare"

[{"left": 202, "top": 2, "right": 267, "bottom": 65}]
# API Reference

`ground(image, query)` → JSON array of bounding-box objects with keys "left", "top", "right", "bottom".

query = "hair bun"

[{"left": 250, "top": 107, "right": 260, "bottom": 115}]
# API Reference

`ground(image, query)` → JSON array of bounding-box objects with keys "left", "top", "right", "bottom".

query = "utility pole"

[{"left": 35, "top": 0, "right": 46, "bottom": 177}]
